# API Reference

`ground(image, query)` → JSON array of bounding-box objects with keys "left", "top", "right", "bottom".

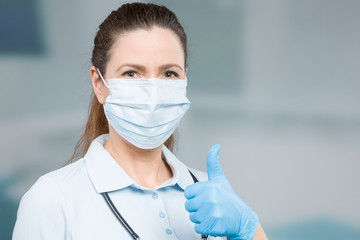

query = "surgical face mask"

[{"left": 96, "top": 68, "right": 191, "bottom": 149}]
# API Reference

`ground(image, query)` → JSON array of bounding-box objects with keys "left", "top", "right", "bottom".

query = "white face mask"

[{"left": 97, "top": 68, "right": 191, "bottom": 149}]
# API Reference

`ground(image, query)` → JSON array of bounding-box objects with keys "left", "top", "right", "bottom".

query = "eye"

[
  {"left": 121, "top": 71, "right": 138, "bottom": 78},
  {"left": 164, "top": 71, "right": 179, "bottom": 78}
]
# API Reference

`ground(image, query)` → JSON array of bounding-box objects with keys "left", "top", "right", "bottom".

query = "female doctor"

[{"left": 12, "top": 2, "right": 268, "bottom": 240}]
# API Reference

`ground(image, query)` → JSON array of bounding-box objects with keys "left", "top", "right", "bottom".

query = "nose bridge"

[{"left": 146, "top": 61, "right": 160, "bottom": 78}]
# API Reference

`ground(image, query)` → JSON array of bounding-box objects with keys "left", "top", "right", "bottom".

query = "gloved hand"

[{"left": 184, "top": 144, "right": 259, "bottom": 240}]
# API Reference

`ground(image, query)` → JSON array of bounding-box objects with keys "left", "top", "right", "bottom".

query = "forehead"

[{"left": 107, "top": 26, "right": 185, "bottom": 69}]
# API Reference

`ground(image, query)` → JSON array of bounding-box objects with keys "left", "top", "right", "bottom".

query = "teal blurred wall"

[{"left": 1, "top": 0, "right": 359, "bottom": 239}]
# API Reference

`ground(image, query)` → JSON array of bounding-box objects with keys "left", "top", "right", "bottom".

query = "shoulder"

[
  {"left": 44, "top": 158, "right": 87, "bottom": 184},
  {"left": 18, "top": 173, "right": 66, "bottom": 218},
  {"left": 13, "top": 159, "right": 86, "bottom": 239},
  {"left": 13, "top": 172, "right": 67, "bottom": 239},
  {"left": 17, "top": 159, "right": 88, "bottom": 218},
  {"left": 17, "top": 159, "right": 86, "bottom": 214}
]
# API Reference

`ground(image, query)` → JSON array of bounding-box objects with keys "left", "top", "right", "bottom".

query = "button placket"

[
  {"left": 165, "top": 228, "right": 173, "bottom": 235},
  {"left": 150, "top": 190, "right": 178, "bottom": 239},
  {"left": 152, "top": 191, "right": 167, "bottom": 219},
  {"left": 159, "top": 211, "right": 166, "bottom": 218},
  {"left": 152, "top": 192, "right": 159, "bottom": 200}
]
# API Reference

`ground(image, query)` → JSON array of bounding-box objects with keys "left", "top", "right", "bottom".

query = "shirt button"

[
  {"left": 152, "top": 193, "right": 158, "bottom": 199},
  {"left": 165, "top": 228, "right": 172, "bottom": 235},
  {"left": 159, "top": 211, "right": 166, "bottom": 218}
]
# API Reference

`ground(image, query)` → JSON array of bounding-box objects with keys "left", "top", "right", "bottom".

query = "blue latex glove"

[{"left": 184, "top": 144, "right": 259, "bottom": 240}]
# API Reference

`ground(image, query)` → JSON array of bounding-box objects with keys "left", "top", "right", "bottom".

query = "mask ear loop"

[{"left": 96, "top": 68, "right": 110, "bottom": 88}]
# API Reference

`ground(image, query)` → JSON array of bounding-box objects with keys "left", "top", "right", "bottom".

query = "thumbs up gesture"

[{"left": 184, "top": 144, "right": 259, "bottom": 240}]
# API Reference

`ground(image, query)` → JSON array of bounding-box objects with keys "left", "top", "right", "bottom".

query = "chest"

[{"left": 67, "top": 187, "right": 226, "bottom": 240}]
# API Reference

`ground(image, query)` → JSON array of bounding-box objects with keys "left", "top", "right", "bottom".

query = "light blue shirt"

[{"left": 12, "top": 134, "right": 225, "bottom": 240}]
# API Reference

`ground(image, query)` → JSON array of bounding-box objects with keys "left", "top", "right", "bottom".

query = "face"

[{"left": 91, "top": 26, "right": 187, "bottom": 104}]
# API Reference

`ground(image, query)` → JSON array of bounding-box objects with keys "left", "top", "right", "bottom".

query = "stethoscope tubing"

[
  {"left": 102, "top": 170, "right": 208, "bottom": 240},
  {"left": 102, "top": 192, "right": 141, "bottom": 240}
]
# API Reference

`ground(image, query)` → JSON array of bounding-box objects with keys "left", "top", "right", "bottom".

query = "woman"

[{"left": 13, "top": 3, "right": 268, "bottom": 240}]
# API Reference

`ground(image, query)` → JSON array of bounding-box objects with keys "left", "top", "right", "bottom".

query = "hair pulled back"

[{"left": 67, "top": 2, "right": 187, "bottom": 164}]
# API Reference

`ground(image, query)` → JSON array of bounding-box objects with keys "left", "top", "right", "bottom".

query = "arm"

[
  {"left": 226, "top": 223, "right": 267, "bottom": 240},
  {"left": 252, "top": 223, "right": 268, "bottom": 240}
]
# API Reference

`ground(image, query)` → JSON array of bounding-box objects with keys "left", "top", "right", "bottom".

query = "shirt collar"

[{"left": 84, "top": 134, "right": 195, "bottom": 193}]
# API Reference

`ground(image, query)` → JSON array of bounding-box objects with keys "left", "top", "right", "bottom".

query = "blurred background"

[{"left": 1, "top": 0, "right": 359, "bottom": 239}]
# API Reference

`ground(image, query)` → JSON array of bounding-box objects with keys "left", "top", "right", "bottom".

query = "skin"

[{"left": 90, "top": 26, "right": 267, "bottom": 240}]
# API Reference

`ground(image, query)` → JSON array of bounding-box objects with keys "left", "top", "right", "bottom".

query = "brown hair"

[{"left": 66, "top": 2, "right": 187, "bottom": 164}]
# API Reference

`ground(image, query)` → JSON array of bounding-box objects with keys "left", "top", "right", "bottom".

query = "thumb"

[{"left": 206, "top": 144, "right": 223, "bottom": 180}]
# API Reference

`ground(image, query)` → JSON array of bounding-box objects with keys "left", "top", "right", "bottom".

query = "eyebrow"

[{"left": 116, "top": 63, "right": 183, "bottom": 72}]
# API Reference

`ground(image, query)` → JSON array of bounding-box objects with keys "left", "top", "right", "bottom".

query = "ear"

[
  {"left": 185, "top": 66, "right": 188, "bottom": 78},
  {"left": 90, "top": 66, "right": 109, "bottom": 104}
]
